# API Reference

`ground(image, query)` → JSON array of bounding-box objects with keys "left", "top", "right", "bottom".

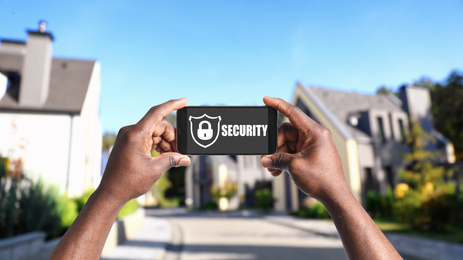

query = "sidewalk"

[
  {"left": 264, "top": 214, "right": 463, "bottom": 260},
  {"left": 101, "top": 216, "right": 170, "bottom": 260}
]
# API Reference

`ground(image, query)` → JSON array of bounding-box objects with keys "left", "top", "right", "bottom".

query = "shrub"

[
  {"left": 393, "top": 182, "right": 461, "bottom": 231},
  {"left": 200, "top": 200, "right": 218, "bottom": 210},
  {"left": 0, "top": 177, "right": 77, "bottom": 239},
  {"left": 56, "top": 195, "right": 78, "bottom": 233},
  {"left": 118, "top": 199, "right": 139, "bottom": 219},
  {"left": 291, "top": 201, "right": 330, "bottom": 219},
  {"left": 366, "top": 187, "right": 394, "bottom": 219},
  {"left": 73, "top": 189, "right": 95, "bottom": 212},
  {"left": 254, "top": 188, "right": 273, "bottom": 211}
]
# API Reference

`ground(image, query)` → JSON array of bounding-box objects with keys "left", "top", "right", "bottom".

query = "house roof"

[
  {"left": 300, "top": 85, "right": 404, "bottom": 141},
  {"left": 0, "top": 52, "right": 95, "bottom": 114}
]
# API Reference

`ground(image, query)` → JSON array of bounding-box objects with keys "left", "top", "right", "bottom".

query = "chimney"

[
  {"left": 399, "top": 85, "right": 434, "bottom": 132},
  {"left": 19, "top": 21, "right": 54, "bottom": 107}
]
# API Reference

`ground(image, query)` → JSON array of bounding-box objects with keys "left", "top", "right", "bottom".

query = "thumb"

[
  {"left": 261, "top": 153, "right": 294, "bottom": 172},
  {"left": 152, "top": 152, "right": 190, "bottom": 173}
]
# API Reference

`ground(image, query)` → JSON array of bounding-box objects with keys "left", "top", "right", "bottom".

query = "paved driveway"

[{"left": 148, "top": 208, "right": 347, "bottom": 260}]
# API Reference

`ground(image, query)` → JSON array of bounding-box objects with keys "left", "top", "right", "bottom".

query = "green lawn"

[{"left": 374, "top": 218, "right": 463, "bottom": 244}]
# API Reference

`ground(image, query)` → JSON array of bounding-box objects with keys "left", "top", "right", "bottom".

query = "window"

[
  {"left": 376, "top": 117, "right": 385, "bottom": 143},
  {"left": 398, "top": 119, "right": 406, "bottom": 141},
  {"left": 364, "top": 167, "right": 374, "bottom": 192},
  {"left": 385, "top": 167, "right": 394, "bottom": 190}
]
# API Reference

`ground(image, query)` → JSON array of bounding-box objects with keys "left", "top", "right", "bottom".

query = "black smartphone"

[{"left": 177, "top": 106, "right": 277, "bottom": 155}]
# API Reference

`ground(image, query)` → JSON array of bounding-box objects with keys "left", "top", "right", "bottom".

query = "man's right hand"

[{"left": 260, "top": 96, "right": 351, "bottom": 204}]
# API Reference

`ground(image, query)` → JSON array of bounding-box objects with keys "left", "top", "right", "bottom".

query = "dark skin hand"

[
  {"left": 52, "top": 97, "right": 401, "bottom": 260},
  {"left": 51, "top": 98, "right": 190, "bottom": 260},
  {"left": 260, "top": 96, "right": 402, "bottom": 260}
]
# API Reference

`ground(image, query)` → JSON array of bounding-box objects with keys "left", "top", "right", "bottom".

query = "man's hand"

[
  {"left": 261, "top": 96, "right": 402, "bottom": 259},
  {"left": 100, "top": 98, "right": 190, "bottom": 204},
  {"left": 51, "top": 98, "right": 190, "bottom": 260},
  {"left": 260, "top": 96, "right": 349, "bottom": 203}
]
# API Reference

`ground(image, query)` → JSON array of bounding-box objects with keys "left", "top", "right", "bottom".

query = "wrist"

[
  {"left": 319, "top": 183, "right": 358, "bottom": 215},
  {"left": 91, "top": 186, "right": 127, "bottom": 214}
]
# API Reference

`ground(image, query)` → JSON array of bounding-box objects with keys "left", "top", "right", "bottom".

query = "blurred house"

[
  {"left": 273, "top": 83, "right": 456, "bottom": 211},
  {"left": 185, "top": 155, "right": 272, "bottom": 210},
  {"left": 0, "top": 22, "right": 101, "bottom": 196}
]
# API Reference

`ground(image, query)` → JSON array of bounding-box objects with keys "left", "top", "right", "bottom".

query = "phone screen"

[{"left": 177, "top": 106, "right": 277, "bottom": 155}]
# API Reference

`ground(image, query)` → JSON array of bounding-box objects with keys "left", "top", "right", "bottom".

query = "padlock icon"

[{"left": 197, "top": 121, "right": 213, "bottom": 140}]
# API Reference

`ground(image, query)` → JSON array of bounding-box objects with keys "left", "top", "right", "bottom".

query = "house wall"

[
  {"left": 0, "top": 62, "right": 102, "bottom": 197},
  {"left": 0, "top": 113, "right": 71, "bottom": 190},
  {"left": 291, "top": 85, "right": 362, "bottom": 203},
  {"left": 82, "top": 62, "right": 102, "bottom": 189},
  {"left": 67, "top": 62, "right": 102, "bottom": 196}
]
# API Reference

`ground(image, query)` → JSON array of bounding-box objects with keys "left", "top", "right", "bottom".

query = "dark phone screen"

[{"left": 178, "top": 107, "right": 276, "bottom": 155}]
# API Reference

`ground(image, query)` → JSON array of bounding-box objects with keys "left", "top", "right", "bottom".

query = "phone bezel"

[{"left": 176, "top": 106, "right": 277, "bottom": 155}]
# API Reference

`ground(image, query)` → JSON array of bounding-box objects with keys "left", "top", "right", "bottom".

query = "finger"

[
  {"left": 136, "top": 98, "right": 187, "bottom": 133},
  {"left": 158, "top": 138, "right": 174, "bottom": 153},
  {"left": 261, "top": 153, "right": 294, "bottom": 172},
  {"left": 260, "top": 156, "right": 282, "bottom": 176},
  {"left": 269, "top": 169, "right": 282, "bottom": 177},
  {"left": 152, "top": 136, "right": 162, "bottom": 148},
  {"left": 286, "top": 141, "right": 297, "bottom": 152},
  {"left": 151, "top": 152, "right": 190, "bottom": 174},
  {"left": 277, "top": 144, "right": 290, "bottom": 154},
  {"left": 278, "top": 122, "right": 298, "bottom": 148},
  {"left": 263, "top": 96, "right": 318, "bottom": 130},
  {"left": 171, "top": 138, "right": 178, "bottom": 153},
  {"left": 153, "top": 118, "right": 176, "bottom": 143}
]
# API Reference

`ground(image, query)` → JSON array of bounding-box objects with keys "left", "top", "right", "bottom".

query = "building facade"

[
  {"left": 0, "top": 23, "right": 102, "bottom": 196},
  {"left": 271, "top": 83, "right": 455, "bottom": 211},
  {"left": 185, "top": 155, "right": 273, "bottom": 210}
]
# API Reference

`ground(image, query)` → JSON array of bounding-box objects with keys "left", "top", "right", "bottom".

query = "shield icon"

[{"left": 189, "top": 114, "right": 221, "bottom": 148}]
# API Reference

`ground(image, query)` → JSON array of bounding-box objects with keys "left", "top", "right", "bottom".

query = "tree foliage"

[
  {"left": 395, "top": 121, "right": 456, "bottom": 231},
  {"left": 399, "top": 121, "right": 451, "bottom": 189},
  {"left": 376, "top": 85, "right": 395, "bottom": 95},
  {"left": 427, "top": 70, "right": 463, "bottom": 159}
]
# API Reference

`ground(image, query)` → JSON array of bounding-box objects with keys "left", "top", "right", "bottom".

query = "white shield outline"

[{"left": 189, "top": 114, "right": 222, "bottom": 148}]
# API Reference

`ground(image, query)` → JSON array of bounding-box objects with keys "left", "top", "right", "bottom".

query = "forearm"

[
  {"left": 323, "top": 187, "right": 402, "bottom": 260},
  {"left": 51, "top": 188, "right": 124, "bottom": 260}
]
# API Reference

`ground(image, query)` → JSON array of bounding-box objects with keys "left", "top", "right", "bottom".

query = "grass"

[{"left": 374, "top": 218, "right": 463, "bottom": 244}]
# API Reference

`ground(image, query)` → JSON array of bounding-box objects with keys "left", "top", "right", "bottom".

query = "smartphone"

[{"left": 177, "top": 106, "right": 277, "bottom": 155}]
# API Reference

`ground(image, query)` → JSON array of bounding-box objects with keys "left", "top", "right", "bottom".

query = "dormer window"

[
  {"left": 398, "top": 119, "right": 406, "bottom": 142},
  {"left": 377, "top": 117, "right": 386, "bottom": 143}
]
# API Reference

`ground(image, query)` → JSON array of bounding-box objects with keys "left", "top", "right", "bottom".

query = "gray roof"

[
  {"left": 0, "top": 52, "right": 95, "bottom": 114},
  {"left": 301, "top": 86, "right": 404, "bottom": 141}
]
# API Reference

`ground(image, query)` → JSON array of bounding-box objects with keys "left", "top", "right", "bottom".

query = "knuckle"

[
  {"left": 169, "top": 155, "right": 176, "bottom": 168},
  {"left": 149, "top": 105, "right": 159, "bottom": 113},
  {"left": 124, "top": 128, "right": 140, "bottom": 142},
  {"left": 117, "top": 126, "right": 130, "bottom": 136},
  {"left": 318, "top": 126, "right": 332, "bottom": 138}
]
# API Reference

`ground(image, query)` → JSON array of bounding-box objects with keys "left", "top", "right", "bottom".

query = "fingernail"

[
  {"left": 176, "top": 158, "right": 190, "bottom": 167},
  {"left": 262, "top": 157, "right": 273, "bottom": 168}
]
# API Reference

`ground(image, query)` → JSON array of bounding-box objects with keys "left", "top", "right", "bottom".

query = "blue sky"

[{"left": 1, "top": 0, "right": 462, "bottom": 133}]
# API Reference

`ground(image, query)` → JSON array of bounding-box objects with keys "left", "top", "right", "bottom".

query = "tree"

[
  {"left": 427, "top": 70, "right": 463, "bottom": 159},
  {"left": 375, "top": 85, "right": 395, "bottom": 95},
  {"left": 399, "top": 122, "right": 450, "bottom": 189},
  {"left": 396, "top": 121, "right": 454, "bottom": 231}
]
